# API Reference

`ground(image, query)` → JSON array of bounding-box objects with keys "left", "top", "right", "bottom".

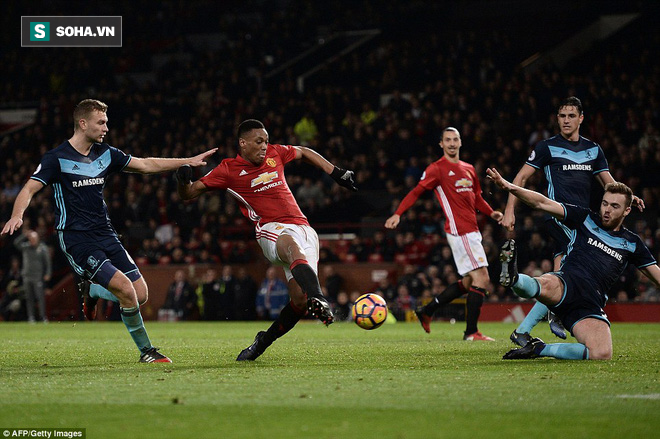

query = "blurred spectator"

[
  {"left": 256, "top": 266, "right": 289, "bottom": 320},
  {"left": 392, "top": 284, "right": 416, "bottom": 321},
  {"left": 14, "top": 230, "right": 51, "bottom": 323},
  {"left": 199, "top": 268, "right": 221, "bottom": 320},
  {"left": 322, "top": 265, "right": 343, "bottom": 303},
  {"left": 160, "top": 269, "right": 197, "bottom": 321},
  {"left": 0, "top": 280, "right": 25, "bottom": 321},
  {"left": 216, "top": 265, "right": 237, "bottom": 320},
  {"left": 333, "top": 291, "right": 352, "bottom": 321},
  {"left": 233, "top": 267, "right": 258, "bottom": 320},
  {"left": 373, "top": 276, "right": 397, "bottom": 303}
]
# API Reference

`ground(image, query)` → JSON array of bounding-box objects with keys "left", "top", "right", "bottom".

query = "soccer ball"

[{"left": 352, "top": 293, "right": 388, "bottom": 330}]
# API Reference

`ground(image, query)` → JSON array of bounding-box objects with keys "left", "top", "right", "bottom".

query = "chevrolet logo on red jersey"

[
  {"left": 455, "top": 178, "right": 473, "bottom": 188},
  {"left": 251, "top": 171, "right": 278, "bottom": 187}
]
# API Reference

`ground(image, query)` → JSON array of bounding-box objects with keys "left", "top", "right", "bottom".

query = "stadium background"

[{"left": 1, "top": 0, "right": 658, "bottom": 322}]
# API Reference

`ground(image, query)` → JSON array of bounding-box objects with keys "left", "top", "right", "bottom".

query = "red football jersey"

[
  {"left": 398, "top": 157, "right": 493, "bottom": 235},
  {"left": 200, "top": 143, "right": 309, "bottom": 227}
]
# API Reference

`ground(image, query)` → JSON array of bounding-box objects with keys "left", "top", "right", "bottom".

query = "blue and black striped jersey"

[
  {"left": 31, "top": 141, "right": 131, "bottom": 231},
  {"left": 560, "top": 204, "right": 656, "bottom": 302},
  {"left": 526, "top": 135, "right": 609, "bottom": 207}
]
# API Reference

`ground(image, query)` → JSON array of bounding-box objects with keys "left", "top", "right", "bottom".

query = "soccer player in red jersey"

[
  {"left": 176, "top": 119, "right": 357, "bottom": 361},
  {"left": 385, "top": 127, "right": 503, "bottom": 341}
]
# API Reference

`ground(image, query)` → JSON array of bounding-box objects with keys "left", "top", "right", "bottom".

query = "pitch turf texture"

[{"left": 2, "top": 321, "right": 659, "bottom": 439}]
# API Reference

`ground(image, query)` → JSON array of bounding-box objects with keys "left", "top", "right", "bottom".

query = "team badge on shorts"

[
  {"left": 266, "top": 158, "right": 276, "bottom": 167},
  {"left": 87, "top": 255, "right": 99, "bottom": 269}
]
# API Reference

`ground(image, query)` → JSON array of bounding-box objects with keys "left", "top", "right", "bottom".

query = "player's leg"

[
  {"left": 237, "top": 279, "right": 309, "bottom": 361},
  {"left": 95, "top": 259, "right": 170, "bottom": 363},
  {"left": 104, "top": 245, "right": 169, "bottom": 363},
  {"left": 24, "top": 279, "right": 37, "bottom": 322},
  {"left": 415, "top": 280, "right": 467, "bottom": 333},
  {"left": 417, "top": 232, "right": 488, "bottom": 336},
  {"left": 512, "top": 301, "right": 548, "bottom": 346},
  {"left": 132, "top": 276, "right": 149, "bottom": 306},
  {"left": 504, "top": 317, "right": 606, "bottom": 360},
  {"left": 545, "top": 253, "right": 567, "bottom": 338},
  {"left": 35, "top": 280, "right": 47, "bottom": 322},
  {"left": 503, "top": 274, "right": 583, "bottom": 359},
  {"left": 275, "top": 228, "right": 333, "bottom": 325},
  {"left": 571, "top": 318, "right": 611, "bottom": 360},
  {"left": 461, "top": 267, "right": 494, "bottom": 341},
  {"left": 238, "top": 224, "right": 329, "bottom": 361}
]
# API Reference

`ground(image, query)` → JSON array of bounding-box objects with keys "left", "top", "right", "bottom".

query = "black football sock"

[
  {"left": 264, "top": 301, "right": 307, "bottom": 343},
  {"left": 422, "top": 281, "right": 466, "bottom": 316},
  {"left": 464, "top": 286, "right": 487, "bottom": 335},
  {"left": 290, "top": 260, "right": 324, "bottom": 299}
]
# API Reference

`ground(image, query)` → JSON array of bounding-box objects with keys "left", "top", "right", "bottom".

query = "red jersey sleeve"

[
  {"left": 394, "top": 164, "right": 438, "bottom": 215},
  {"left": 199, "top": 161, "right": 229, "bottom": 189},
  {"left": 417, "top": 164, "right": 441, "bottom": 190},
  {"left": 270, "top": 143, "right": 298, "bottom": 165},
  {"left": 394, "top": 184, "right": 427, "bottom": 215}
]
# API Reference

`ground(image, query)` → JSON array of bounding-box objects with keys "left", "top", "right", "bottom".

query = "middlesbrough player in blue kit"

[
  {"left": 1, "top": 99, "right": 217, "bottom": 363},
  {"left": 501, "top": 97, "right": 644, "bottom": 346},
  {"left": 488, "top": 167, "right": 660, "bottom": 360}
]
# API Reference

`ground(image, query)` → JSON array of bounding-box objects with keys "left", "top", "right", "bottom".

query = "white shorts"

[
  {"left": 446, "top": 231, "right": 488, "bottom": 276},
  {"left": 256, "top": 222, "right": 319, "bottom": 282}
]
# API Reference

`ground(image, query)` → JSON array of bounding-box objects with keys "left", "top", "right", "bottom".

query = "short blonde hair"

[
  {"left": 604, "top": 182, "right": 633, "bottom": 207},
  {"left": 73, "top": 99, "right": 108, "bottom": 131}
]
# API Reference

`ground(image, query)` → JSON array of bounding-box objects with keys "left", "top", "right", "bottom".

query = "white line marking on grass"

[{"left": 616, "top": 394, "right": 660, "bottom": 400}]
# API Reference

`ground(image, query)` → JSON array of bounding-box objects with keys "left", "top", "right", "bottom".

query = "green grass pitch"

[{"left": 1, "top": 321, "right": 659, "bottom": 439}]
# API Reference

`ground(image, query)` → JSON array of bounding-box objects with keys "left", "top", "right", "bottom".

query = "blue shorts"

[
  {"left": 549, "top": 270, "right": 610, "bottom": 335},
  {"left": 544, "top": 217, "right": 572, "bottom": 259},
  {"left": 57, "top": 229, "right": 141, "bottom": 288}
]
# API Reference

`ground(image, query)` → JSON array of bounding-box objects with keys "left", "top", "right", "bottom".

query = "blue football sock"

[
  {"left": 90, "top": 283, "right": 119, "bottom": 303},
  {"left": 121, "top": 305, "right": 153, "bottom": 354},
  {"left": 512, "top": 274, "right": 540, "bottom": 299},
  {"left": 540, "top": 343, "right": 589, "bottom": 360},
  {"left": 517, "top": 301, "right": 548, "bottom": 334}
]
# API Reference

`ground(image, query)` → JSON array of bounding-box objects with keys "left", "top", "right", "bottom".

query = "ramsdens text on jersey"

[
  {"left": 587, "top": 237, "right": 623, "bottom": 261},
  {"left": 562, "top": 164, "right": 592, "bottom": 171},
  {"left": 72, "top": 177, "right": 105, "bottom": 188}
]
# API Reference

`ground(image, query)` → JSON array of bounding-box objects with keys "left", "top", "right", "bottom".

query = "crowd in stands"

[{"left": 1, "top": 1, "right": 659, "bottom": 320}]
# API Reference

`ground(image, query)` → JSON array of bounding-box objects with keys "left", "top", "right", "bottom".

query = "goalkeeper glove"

[
  {"left": 175, "top": 165, "right": 193, "bottom": 184},
  {"left": 330, "top": 166, "right": 358, "bottom": 191}
]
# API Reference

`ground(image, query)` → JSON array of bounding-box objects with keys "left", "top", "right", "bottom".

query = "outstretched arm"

[
  {"left": 639, "top": 265, "right": 660, "bottom": 289},
  {"left": 487, "top": 167, "right": 565, "bottom": 221},
  {"left": 502, "top": 164, "right": 536, "bottom": 231},
  {"left": 384, "top": 184, "right": 426, "bottom": 229},
  {"left": 295, "top": 146, "right": 357, "bottom": 191},
  {"left": 125, "top": 148, "right": 218, "bottom": 174},
  {"left": 1, "top": 179, "right": 45, "bottom": 235}
]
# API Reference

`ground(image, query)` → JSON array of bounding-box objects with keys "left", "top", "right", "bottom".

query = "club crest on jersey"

[
  {"left": 266, "top": 158, "right": 277, "bottom": 167},
  {"left": 455, "top": 178, "right": 473, "bottom": 193},
  {"left": 251, "top": 171, "right": 278, "bottom": 187},
  {"left": 455, "top": 178, "right": 472, "bottom": 188}
]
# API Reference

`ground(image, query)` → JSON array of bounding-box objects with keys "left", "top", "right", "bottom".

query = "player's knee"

[
  {"left": 136, "top": 283, "right": 149, "bottom": 305},
  {"left": 588, "top": 346, "right": 612, "bottom": 360},
  {"left": 137, "top": 289, "right": 148, "bottom": 306},
  {"left": 112, "top": 277, "right": 136, "bottom": 300}
]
